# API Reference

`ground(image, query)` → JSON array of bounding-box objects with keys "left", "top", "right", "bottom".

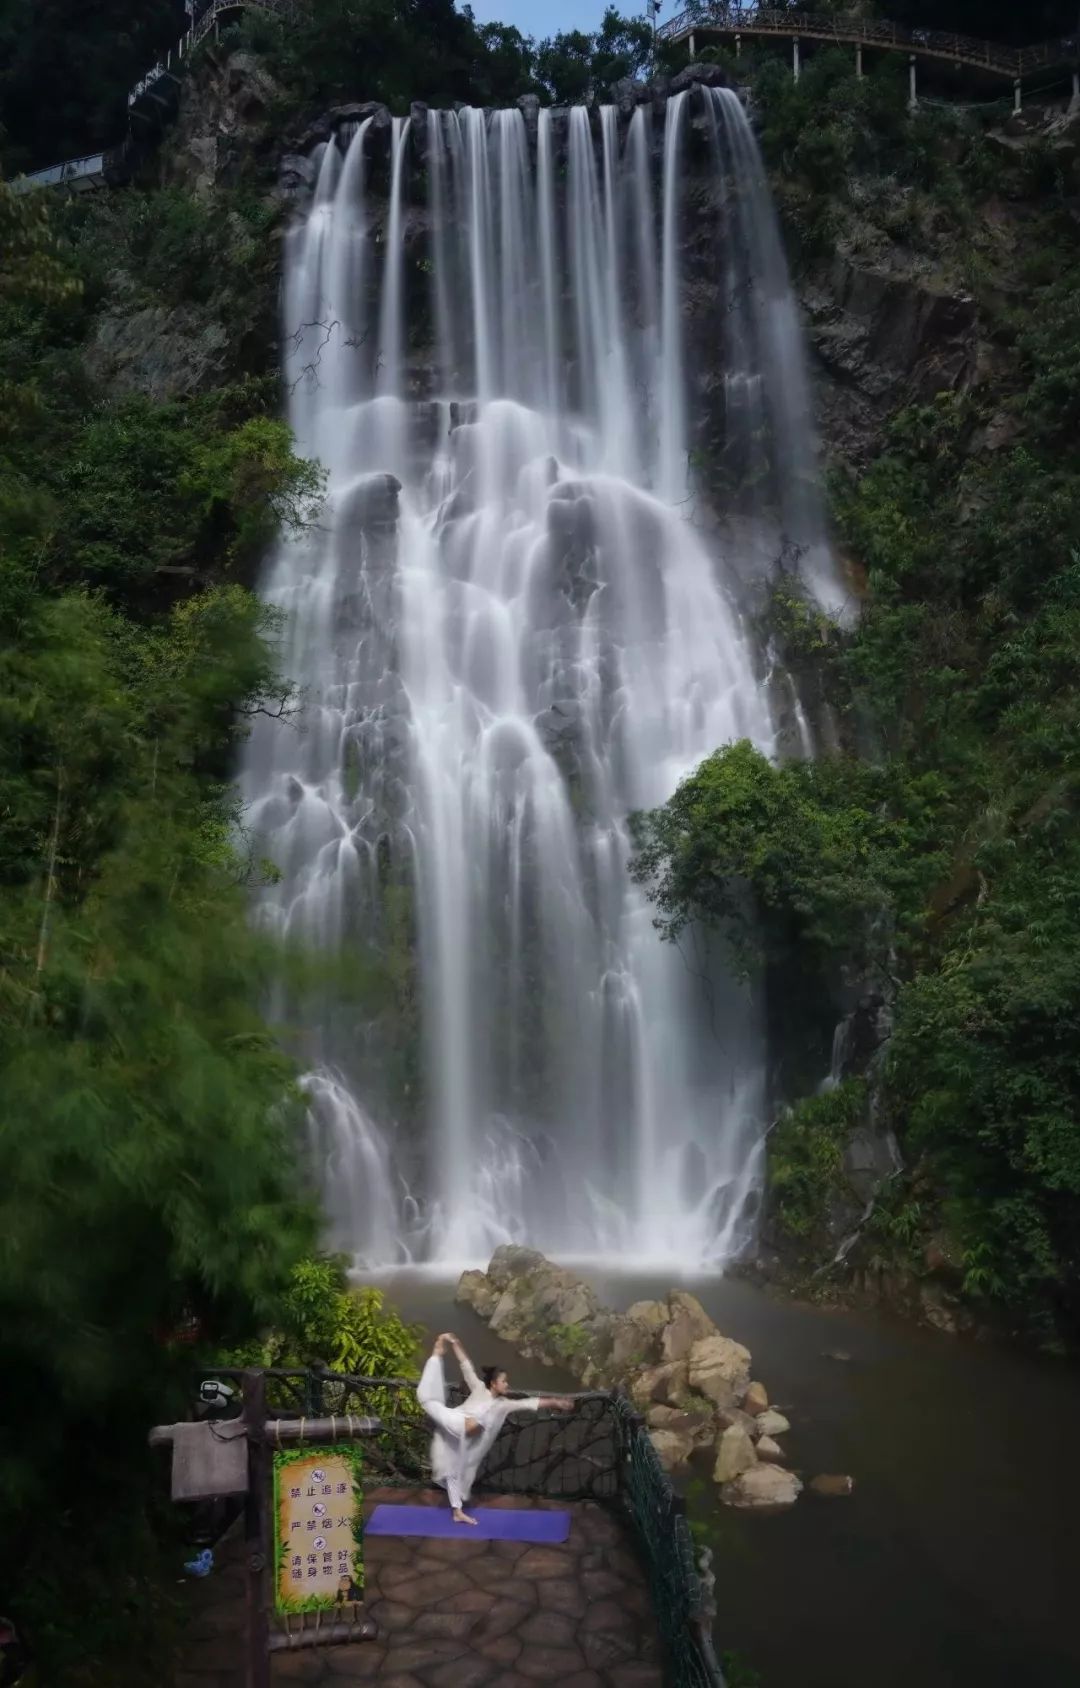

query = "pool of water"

[{"left": 382, "top": 1267, "right": 1078, "bottom": 1688}]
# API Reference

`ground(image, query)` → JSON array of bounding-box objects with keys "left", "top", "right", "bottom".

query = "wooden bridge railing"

[{"left": 659, "top": 5, "right": 1080, "bottom": 79}]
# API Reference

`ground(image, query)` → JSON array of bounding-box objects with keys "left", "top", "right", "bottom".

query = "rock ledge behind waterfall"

[{"left": 456, "top": 1247, "right": 801, "bottom": 1506}]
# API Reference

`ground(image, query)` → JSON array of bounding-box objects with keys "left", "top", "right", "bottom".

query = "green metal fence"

[{"left": 612, "top": 1395, "right": 724, "bottom": 1688}]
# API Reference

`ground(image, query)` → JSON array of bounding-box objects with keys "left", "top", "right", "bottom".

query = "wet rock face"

[
  {"left": 789, "top": 105, "right": 1079, "bottom": 474},
  {"left": 84, "top": 303, "right": 231, "bottom": 401},
  {"left": 799, "top": 255, "right": 981, "bottom": 469},
  {"left": 168, "top": 48, "right": 283, "bottom": 195}
]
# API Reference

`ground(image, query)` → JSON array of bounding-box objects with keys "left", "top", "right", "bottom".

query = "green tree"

[{"left": 0, "top": 181, "right": 332, "bottom": 1680}]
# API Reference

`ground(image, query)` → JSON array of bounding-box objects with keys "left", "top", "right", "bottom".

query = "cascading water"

[{"left": 244, "top": 84, "right": 841, "bottom": 1269}]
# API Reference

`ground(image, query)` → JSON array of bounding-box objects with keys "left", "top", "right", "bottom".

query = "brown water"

[{"left": 383, "top": 1268, "right": 1078, "bottom": 1688}]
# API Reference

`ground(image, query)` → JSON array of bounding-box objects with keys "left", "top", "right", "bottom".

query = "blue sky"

[{"left": 467, "top": 0, "right": 615, "bottom": 37}]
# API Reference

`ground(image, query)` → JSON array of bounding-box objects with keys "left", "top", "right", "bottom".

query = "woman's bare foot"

[{"left": 452, "top": 1508, "right": 478, "bottom": 1526}]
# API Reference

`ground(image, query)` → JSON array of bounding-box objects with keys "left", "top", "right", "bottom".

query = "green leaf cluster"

[
  {"left": 630, "top": 738, "right": 949, "bottom": 972},
  {"left": 768, "top": 1080, "right": 869, "bottom": 1244},
  {"left": 226, "top": 1256, "right": 422, "bottom": 1380}
]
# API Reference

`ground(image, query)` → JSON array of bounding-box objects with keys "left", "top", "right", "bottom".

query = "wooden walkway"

[
  {"left": 178, "top": 1488, "right": 663, "bottom": 1688},
  {"left": 660, "top": 4, "right": 1079, "bottom": 81}
]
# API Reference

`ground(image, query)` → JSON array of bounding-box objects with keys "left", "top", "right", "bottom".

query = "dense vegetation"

[
  {"left": 0, "top": 174, "right": 319, "bottom": 1679},
  {"left": 632, "top": 49, "right": 1080, "bottom": 1345}
]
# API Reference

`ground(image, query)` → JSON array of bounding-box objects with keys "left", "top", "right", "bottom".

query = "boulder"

[
  {"left": 715, "top": 1404, "right": 758, "bottom": 1438},
  {"left": 660, "top": 1291, "right": 717, "bottom": 1362},
  {"left": 809, "top": 1474, "right": 855, "bottom": 1498},
  {"left": 742, "top": 1380, "right": 769, "bottom": 1416},
  {"left": 722, "top": 1465, "right": 803, "bottom": 1510},
  {"left": 516, "top": 93, "right": 540, "bottom": 133},
  {"left": 321, "top": 100, "right": 392, "bottom": 134},
  {"left": 756, "top": 1436, "right": 784, "bottom": 1463},
  {"left": 327, "top": 102, "right": 369, "bottom": 125},
  {"left": 625, "top": 1299, "right": 669, "bottom": 1342},
  {"left": 754, "top": 1410, "right": 791, "bottom": 1439},
  {"left": 712, "top": 1424, "right": 757, "bottom": 1485},
  {"left": 650, "top": 1405, "right": 716, "bottom": 1449},
  {"left": 608, "top": 76, "right": 641, "bottom": 118},
  {"left": 630, "top": 1361, "right": 689, "bottom": 1409},
  {"left": 471, "top": 1252, "right": 605, "bottom": 1366},
  {"left": 646, "top": 1405, "right": 697, "bottom": 1431},
  {"left": 487, "top": 1245, "right": 548, "bottom": 1291},
  {"left": 649, "top": 1428, "right": 696, "bottom": 1473},
  {"left": 687, "top": 1333, "right": 752, "bottom": 1405},
  {"left": 488, "top": 1289, "right": 524, "bottom": 1338},
  {"left": 918, "top": 1280, "right": 971, "bottom": 1335},
  {"left": 670, "top": 63, "right": 731, "bottom": 94},
  {"left": 295, "top": 117, "right": 332, "bottom": 151},
  {"left": 455, "top": 1268, "right": 498, "bottom": 1318},
  {"left": 608, "top": 1313, "right": 657, "bottom": 1373},
  {"left": 525, "top": 1269, "right": 599, "bottom": 1331},
  {"left": 279, "top": 153, "right": 316, "bottom": 190}
]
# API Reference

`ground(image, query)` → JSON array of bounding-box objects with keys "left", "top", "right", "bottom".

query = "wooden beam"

[{"left": 150, "top": 1415, "right": 382, "bottom": 1449}]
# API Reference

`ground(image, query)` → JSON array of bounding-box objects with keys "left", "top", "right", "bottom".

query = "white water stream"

[{"left": 243, "top": 86, "right": 839, "bottom": 1268}]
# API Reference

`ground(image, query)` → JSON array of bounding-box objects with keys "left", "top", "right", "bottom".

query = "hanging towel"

[{"left": 170, "top": 1418, "right": 249, "bottom": 1502}]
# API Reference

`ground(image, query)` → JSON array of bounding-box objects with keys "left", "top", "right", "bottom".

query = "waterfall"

[{"left": 244, "top": 87, "right": 840, "bottom": 1269}]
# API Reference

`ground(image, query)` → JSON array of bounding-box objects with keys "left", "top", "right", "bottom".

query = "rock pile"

[{"left": 456, "top": 1247, "right": 803, "bottom": 1508}]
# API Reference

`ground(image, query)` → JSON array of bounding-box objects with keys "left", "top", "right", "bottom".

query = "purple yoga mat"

[{"left": 365, "top": 1504, "right": 571, "bottom": 1543}]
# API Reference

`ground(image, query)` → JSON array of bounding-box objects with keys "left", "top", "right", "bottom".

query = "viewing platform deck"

[
  {"left": 180, "top": 1488, "right": 663, "bottom": 1687},
  {"left": 160, "top": 1368, "right": 721, "bottom": 1687}
]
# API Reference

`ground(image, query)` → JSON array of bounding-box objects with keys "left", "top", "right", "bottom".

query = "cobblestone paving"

[{"left": 178, "top": 1486, "right": 664, "bottom": 1688}]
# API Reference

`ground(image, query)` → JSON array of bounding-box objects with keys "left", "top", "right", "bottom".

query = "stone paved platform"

[{"left": 178, "top": 1487, "right": 664, "bottom": 1688}]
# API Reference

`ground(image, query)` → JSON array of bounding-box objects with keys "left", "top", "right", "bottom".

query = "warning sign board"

[{"left": 272, "top": 1443, "right": 364, "bottom": 1615}]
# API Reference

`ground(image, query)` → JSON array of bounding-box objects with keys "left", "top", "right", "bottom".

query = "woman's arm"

[
  {"left": 443, "top": 1333, "right": 483, "bottom": 1395},
  {"left": 498, "top": 1395, "right": 575, "bottom": 1416}
]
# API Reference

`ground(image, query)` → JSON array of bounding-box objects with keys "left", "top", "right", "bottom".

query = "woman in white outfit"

[{"left": 417, "top": 1332, "right": 574, "bottom": 1525}]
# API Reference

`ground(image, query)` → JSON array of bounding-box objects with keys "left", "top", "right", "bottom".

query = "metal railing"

[
  {"left": 201, "top": 1366, "right": 724, "bottom": 1687},
  {"left": 9, "top": 147, "right": 128, "bottom": 195},
  {"left": 659, "top": 5, "right": 1080, "bottom": 79}
]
